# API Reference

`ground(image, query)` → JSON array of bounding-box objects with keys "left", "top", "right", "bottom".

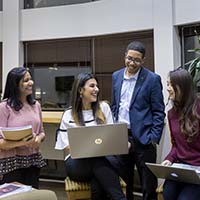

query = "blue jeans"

[{"left": 163, "top": 180, "right": 200, "bottom": 200}]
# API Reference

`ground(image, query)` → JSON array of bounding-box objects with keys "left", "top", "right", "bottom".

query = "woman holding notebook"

[
  {"left": 55, "top": 73, "right": 127, "bottom": 200},
  {"left": 0, "top": 67, "right": 46, "bottom": 188},
  {"left": 162, "top": 68, "right": 200, "bottom": 200}
]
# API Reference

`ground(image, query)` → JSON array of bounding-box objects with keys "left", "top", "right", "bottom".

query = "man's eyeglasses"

[{"left": 126, "top": 56, "right": 143, "bottom": 65}]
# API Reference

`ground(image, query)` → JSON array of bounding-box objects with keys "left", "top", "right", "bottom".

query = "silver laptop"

[
  {"left": 146, "top": 162, "right": 200, "bottom": 185},
  {"left": 68, "top": 123, "right": 128, "bottom": 159}
]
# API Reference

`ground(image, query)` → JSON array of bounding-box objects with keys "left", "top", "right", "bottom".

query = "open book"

[
  {"left": 0, "top": 183, "right": 32, "bottom": 198},
  {"left": 0, "top": 125, "right": 33, "bottom": 141}
]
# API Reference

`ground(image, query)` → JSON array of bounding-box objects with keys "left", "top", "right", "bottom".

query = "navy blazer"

[{"left": 112, "top": 67, "right": 165, "bottom": 145}]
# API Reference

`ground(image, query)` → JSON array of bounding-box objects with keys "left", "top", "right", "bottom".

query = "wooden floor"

[
  {"left": 39, "top": 180, "right": 66, "bottom": 200},
  {"left": 39, "top": 160, "right": 143, "bottom": 200},
  {"left": 39, "top": 179, "right": 142, "bottom": 200}
]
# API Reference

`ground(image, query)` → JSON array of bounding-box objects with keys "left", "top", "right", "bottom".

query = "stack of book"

[{"left": 0, "top": 125, "right": 33, "bottom": 141}]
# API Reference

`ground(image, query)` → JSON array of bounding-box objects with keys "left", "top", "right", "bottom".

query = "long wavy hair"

[
  {"left": 70, "top": 72, "right": 106, "bottom": 126},
  {"left": 169, "top": 68, "right": 200, "bottom": 142},
  {"left": 2, "top": 67, "right": 35, "bottom": 111}
]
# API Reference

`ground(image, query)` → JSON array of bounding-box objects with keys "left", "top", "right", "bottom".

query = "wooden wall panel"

[
  {"left": 25, "top": 39, "right": 91, "bottom": 64},
  {"left": 94, "top": 31, "right": 154, "bottom": 73}
]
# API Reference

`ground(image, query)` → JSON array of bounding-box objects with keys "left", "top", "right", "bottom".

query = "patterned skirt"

[{"left": 0, "top": 153, "right": 46, "bottom": 175}]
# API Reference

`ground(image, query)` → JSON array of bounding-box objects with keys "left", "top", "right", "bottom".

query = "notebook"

[
  {"left": 146, "top": 162, "right": 200, "bottom": 185},
  {"left": 68, "top": 123, "right": 129, "bottom": 159}
]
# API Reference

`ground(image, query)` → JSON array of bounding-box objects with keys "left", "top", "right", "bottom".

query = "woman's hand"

[
  {"left": 25, "top": 133, "right": 45, "bottom": 148},
  {"left": 128, "top": 141, "right": 131, "bottom": 149},
  {"left": 0, "top": 138, "right": 31, "bottom": 150},
  {"left": 161, "top": 160, "right": 172, "bottom": 166},
  {"left": 64, "top": 146, "right": 70, "bottom": 157}
]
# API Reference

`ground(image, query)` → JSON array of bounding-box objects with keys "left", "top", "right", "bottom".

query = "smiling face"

[
  {"left": 80, "top": 78, "right": 99, "bottom": 109},
  {"left": 125, "top": 50, "right": 144, "bottom": 76},
  {"left": 19, "top": 72, "right": 34, "bottom": 99},
  {"left": 167, "top": 77, "right": 182, "bottom": 103},
  {"left": 167, "top": 78, "right": 175, "bottom": 101}
]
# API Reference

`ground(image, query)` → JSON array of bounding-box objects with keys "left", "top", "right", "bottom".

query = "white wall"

[
  {"left": 2, "top": 0, "right": 24, "bottom": 89},
  {"left": 0, "top": 12, "right": 2, "bottom": 41},
  {"left": 152, "top": 0, "right": 179, "bottom": 163},
  {"left": 0, "top": 0, "right": 198, "bottom": 42},
  {"left": 174, "top": 0, "right": 200, "bottom": 25},
  {"left": 19, "top": 0, "right": 200, "bottom": 42},
  {"left": 21, "top": 0, "right": 153, "bottom": 41}
]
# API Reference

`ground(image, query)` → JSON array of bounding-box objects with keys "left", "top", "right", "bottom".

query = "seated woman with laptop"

[
  {"left": 162, "top": 68, "right": 200, "bottom": 200},
  {"left": 55, "top": 73, "right": 127, "bottom": 200}
]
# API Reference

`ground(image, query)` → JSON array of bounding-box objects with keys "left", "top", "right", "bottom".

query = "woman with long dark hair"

[
  {"left": 0, "top": 67, "right": 46, "bottom": 188},
  {"left": 55, "top": 72, "right": 127, "bottom": 200},
  {"left": 162, "top": 68, "right": 200, "bottom": 200}
]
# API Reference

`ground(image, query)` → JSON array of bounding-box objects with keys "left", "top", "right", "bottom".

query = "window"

[
  {"left": 24, "top": 0, "right": 99, "bottom": 9},
  {"left": 180, "top": 24, "right": 200, "bottom": 67},
  {"left": 0, "top": 0, "right": 2, "bottom": 11}
]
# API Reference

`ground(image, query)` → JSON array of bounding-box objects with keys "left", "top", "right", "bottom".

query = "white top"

[
  {"left": 118, "top": 69, "right": 140, "bottom": 128},
  {"left": 55, "top": 101, "right": 113, "bottom": 153}
]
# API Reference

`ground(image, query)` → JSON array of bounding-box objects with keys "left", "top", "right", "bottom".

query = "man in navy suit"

[{"left": 110, "top": 41, "right": 165, "bottom": 200}]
